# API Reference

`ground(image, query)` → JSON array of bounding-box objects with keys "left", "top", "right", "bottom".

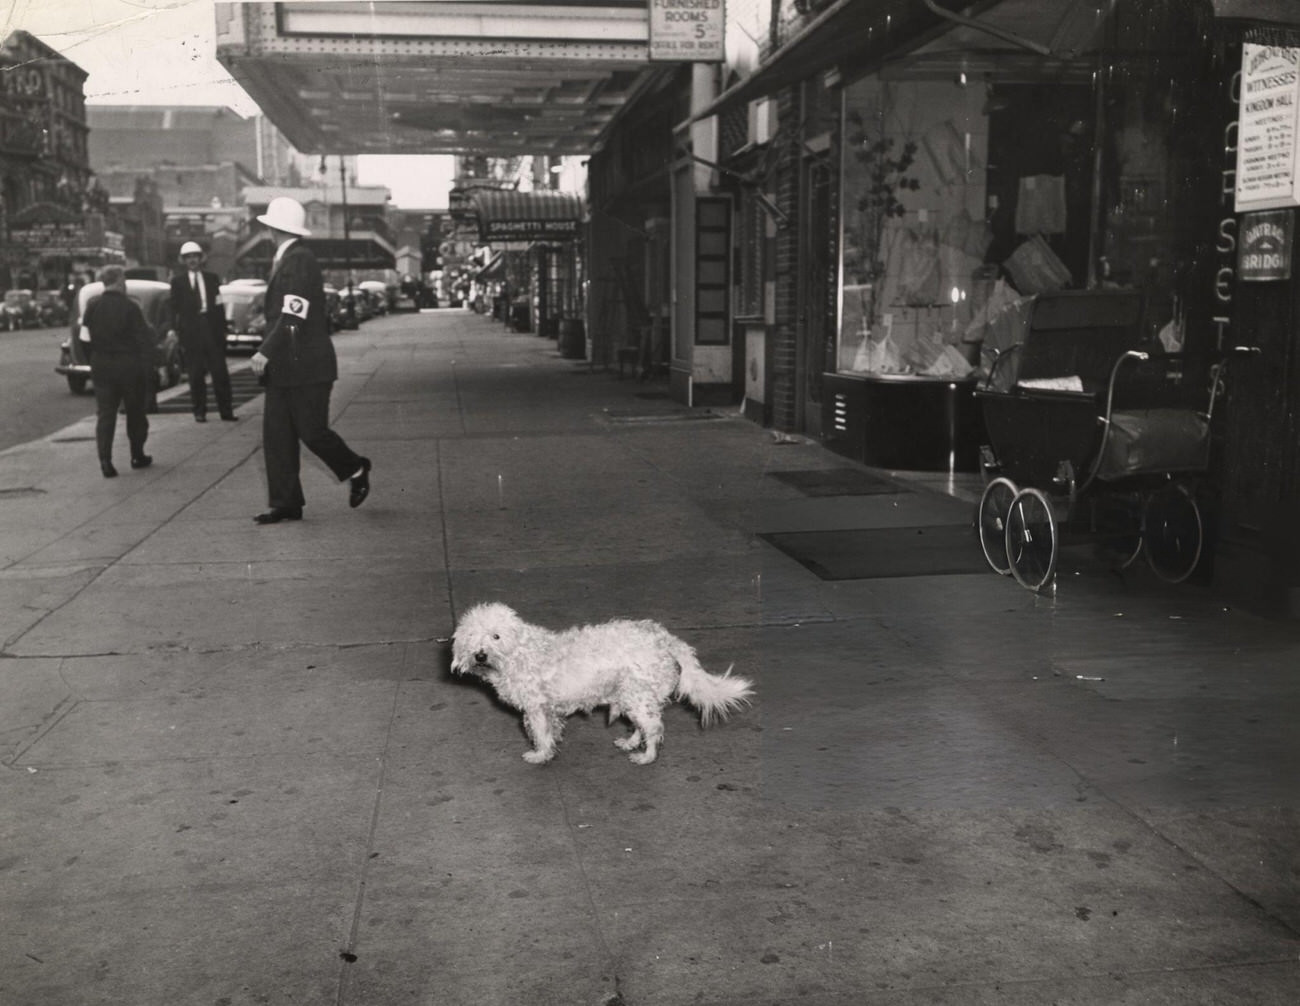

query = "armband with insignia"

[{"left": 281, "top": 294, "right": 310, "bottom": 321}]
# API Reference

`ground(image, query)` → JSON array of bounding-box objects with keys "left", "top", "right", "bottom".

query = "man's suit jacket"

[
  {"left": 258, "top": 240, "right": 338, "bottom": 388},
  {"left": 84, "top": 289, "right": 154, "bottom": 367},
  {"left": 169, "top": 269, "right": 226, "bottom": 347}
]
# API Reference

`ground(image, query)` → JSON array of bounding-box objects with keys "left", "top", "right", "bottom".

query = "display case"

[{"left": 823, "top": 372, "right": 984, "bottom": 472}]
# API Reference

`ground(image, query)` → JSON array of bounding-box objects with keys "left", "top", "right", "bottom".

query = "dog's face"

[{"left": 450, "top": 602, "right": 525, "bottom": 676}]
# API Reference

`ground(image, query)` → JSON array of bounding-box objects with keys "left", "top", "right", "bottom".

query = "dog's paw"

[
  {"left": 613, "top": 732, "right": 642, "bottom": 752},
  {"left": 628, "top": 749, "right": 658, "bottom": 765},
  {"left": 522, "top": 749, "right": 554, "bottom": 764}
]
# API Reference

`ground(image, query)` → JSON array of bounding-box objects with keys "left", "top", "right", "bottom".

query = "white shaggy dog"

[{"left": 450, "top": 602, "right": 754, "bottom": 765}]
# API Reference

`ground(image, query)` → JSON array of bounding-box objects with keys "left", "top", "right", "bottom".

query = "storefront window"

[
  {"left": 835, "top": 0, "right": 1220, "bottom": 382},
  {"left": 836, "top": 79, "right": 990, "bottom": 379}
]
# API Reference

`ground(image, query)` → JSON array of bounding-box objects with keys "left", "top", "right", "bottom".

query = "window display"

[{"left": 837, "top": 79, "right": 990, "bottom": 380}]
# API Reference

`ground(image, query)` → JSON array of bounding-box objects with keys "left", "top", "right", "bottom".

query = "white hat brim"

[{"left": 256, "top": 212, "right": 311, "bottom": 237}]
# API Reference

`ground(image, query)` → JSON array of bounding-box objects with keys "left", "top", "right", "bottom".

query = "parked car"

[
  {"left": 36, "top": 290, "right": 69, "bottom": 328},
  {"left": 343, "top": 285, "right": 374, "bottom": 323},
  {"left": 221, "top": 279, "right": 267, "bottom": 352},
  {"left": 2, "top": 289, "right": 38, "bottom": 330},
  {"left": 358, "top": 280, "right": 391, "bottom": 314},
  {"left": 56, "top": 279, "right": 185, "bottom": 410},
  {"left": 323, "top": 284, "right": 356, "bottom": 331},
  {"left": 325, "top": 283, "right": 361, "bottom": 331}
]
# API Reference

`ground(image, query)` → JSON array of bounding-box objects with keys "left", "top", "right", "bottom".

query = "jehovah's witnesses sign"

[{"left": 1236, "top": 44, "right": 1300, "bottom": 211}]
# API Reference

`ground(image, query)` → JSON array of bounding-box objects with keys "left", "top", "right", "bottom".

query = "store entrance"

[{"left": 798, "top": 154, "right": 834, "bottom": 435}]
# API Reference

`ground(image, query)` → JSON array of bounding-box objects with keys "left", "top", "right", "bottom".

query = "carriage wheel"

[
  {"left": 977, "top": 477, "right": 1018, "bottom": 575},
  {"left": 1093, "top": 494, "right": 1144, "bottom": 571},
  {"left": 1143, "top": 483, "right": 1203, "bottom": 584},
  {"left": 1006, "top": 488, "right": 1058, "bottom": 592}
]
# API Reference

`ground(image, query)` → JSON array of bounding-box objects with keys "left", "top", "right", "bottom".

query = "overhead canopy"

[
  {"left": 470, "top": 190, "right": 585, "bottom": 243},
  {"left": 693, "top": 0, "right": 1300, "bottom": 125},
  {"left": 693, "top": 0, "right": 1106, "bottom": 124},
  {"left": 1211, "top": 0, "right": 1300, "bottom": 21},
  {"left": 214, "top": 1, "right": 666, "bottom": 154}
]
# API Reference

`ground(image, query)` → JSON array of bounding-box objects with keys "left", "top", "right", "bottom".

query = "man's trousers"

[
  {"left": 184, "top": 318, "right": 233, "bottom": 418},
  {"left": 262, "top": 381, "right": 363, "bottom": 509},
  {"left": 92, "top": 355, "right": 149, "bottom": 464}
]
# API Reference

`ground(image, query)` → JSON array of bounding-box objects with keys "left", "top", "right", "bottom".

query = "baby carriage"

[{"left": 973, "top": 289, "right": 1236, "bottom": 592}]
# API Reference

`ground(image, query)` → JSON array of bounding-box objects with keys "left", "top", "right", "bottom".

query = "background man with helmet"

[{"left": 169, "top": 240, "right": 235, "bottom": 422}]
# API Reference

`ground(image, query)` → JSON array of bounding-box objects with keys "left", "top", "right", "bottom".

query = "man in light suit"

[
  {"left": 169, "top": 241, "right": 235, "bottom": 422},
  {"left": 249, "top": 196, "right": 371, "bottom": 524}
]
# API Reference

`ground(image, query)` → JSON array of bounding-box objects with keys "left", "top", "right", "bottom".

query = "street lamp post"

[{"left": 339, "top": 156, "right": 356, "bottom": 326}]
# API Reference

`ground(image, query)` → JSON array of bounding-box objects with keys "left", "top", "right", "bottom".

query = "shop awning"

[
  {"left": 692, "top": 0, "right": 1266, "bottom": 124},
  {"left": 470, "top": 190, "right": 585, "bottom": 244}
]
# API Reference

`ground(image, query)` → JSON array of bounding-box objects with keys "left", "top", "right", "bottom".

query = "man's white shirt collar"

[{"left": 273, "top": 237, "right": 299, "bottom": 267}]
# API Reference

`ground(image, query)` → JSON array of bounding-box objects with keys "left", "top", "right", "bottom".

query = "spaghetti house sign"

[{"left": 470, "top": 190, "right": 585, "bottom": 244}]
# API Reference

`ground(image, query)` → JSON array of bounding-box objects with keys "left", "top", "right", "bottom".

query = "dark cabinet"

[{"left": 822, "top": 373, "right": 985, "bottom": 472}]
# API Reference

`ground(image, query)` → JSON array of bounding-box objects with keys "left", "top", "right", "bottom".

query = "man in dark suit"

[
  {"left": 249, "top": 196, "right": 371, "bottom": 524},
  {"left": 169, "top": 241, "right": 235, "bottom": 422},
  {"left": 81, "top": 265, "right": 153, "bottom": 477}
]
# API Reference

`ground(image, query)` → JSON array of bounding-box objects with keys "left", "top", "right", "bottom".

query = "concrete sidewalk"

[{"left": 1, "top": 309, "right": 1297, "bottom": 1005}]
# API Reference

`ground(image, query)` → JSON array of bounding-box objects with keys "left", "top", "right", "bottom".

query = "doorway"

[{"left": 797, "top": 151, "right": 834, "bottom": 435}]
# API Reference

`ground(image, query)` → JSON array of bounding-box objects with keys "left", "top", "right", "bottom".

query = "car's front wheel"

[{"left": 67, "top": 373, "right": 89, "bottom": 394}]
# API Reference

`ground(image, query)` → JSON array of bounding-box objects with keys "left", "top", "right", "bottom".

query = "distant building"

[
  {"left": 87, "top": 105, "right": 305, "bottom": 277},
  {"left": 0, "top": 31, "right": 127, "bottom": 289},
  {"left": 240, "top": 183, "right": 395, "bottom": 283},
  {"left": 387, "top": 207, "right": 450, "bottom": 283}
]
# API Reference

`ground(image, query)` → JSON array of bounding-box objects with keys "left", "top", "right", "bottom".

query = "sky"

[{"left": 2, "top": 0, "right": 455, "bottom": 207}]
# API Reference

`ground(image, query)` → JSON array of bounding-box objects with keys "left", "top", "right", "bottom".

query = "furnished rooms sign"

[
  {"left": 1236, "top": 44, "right": 1300, "bottom": 211},
  {"left": 649, "top": 0, "right": 724, "bottom": 62}
]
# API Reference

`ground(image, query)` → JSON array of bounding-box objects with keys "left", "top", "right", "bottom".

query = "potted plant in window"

[{"left": 842, "top": 110, "right": 919, "bottom": 368}]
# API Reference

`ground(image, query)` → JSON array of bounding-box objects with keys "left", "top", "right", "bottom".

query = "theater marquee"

[{"left": 649, "top": 0, "right": 724, "bottom": 62}]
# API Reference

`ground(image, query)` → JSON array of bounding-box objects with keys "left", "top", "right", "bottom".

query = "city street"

[
  {"left": 0, "top": 308, "right": 1296, "bottom": 1005},
  {"left": 0, "top": 322, "right": 96, "bottom": 453}
]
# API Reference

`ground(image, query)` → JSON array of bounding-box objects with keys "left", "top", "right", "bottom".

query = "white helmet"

[
  {"left": 179, "top": 241, "right": 204, "bottom": 258},
  {"left": 256, "top": 196, "right": 311, "bottom": 237}
]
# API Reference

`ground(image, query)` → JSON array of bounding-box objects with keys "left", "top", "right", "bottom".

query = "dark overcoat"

[{"left": 258, "top": 240, "right": 337, "bottom": 388}]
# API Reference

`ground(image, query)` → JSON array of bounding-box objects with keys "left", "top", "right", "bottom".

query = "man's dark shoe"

[
  {"left": 101, "top": 461, "right": 118, "bottom": 478},
  {"left": 194, "top": 414, "right": 207, "bottom": 423},
  {"left": 254, "top": 507, "right": 303, "bottom": 524},
  {"left": 130, "top": 454, "right": 153, "bottom": 469},
  {"left": 220, "top": 414, "right": 238, "bottom": 422},
  {"left": 349, "top": 457, "right": 372, "bottom": 508}
]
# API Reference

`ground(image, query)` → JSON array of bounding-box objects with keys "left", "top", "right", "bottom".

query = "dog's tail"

[{"left": 672, "top": 642, "right": 754, "bottom": 725}]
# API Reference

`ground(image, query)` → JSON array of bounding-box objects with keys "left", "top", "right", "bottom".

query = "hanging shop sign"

[
  {"left": 648, "top": 0, "right": 724, "bottom": 63},
  {"left": 1238, "top": 209, "right": 1293, "bottom": 281},
  {"left": 482, "top": 218, "right": 580, "bottom": 242},
  {"left": 1235, "top": 44, "right": 1300, "bottom": 212},
  {"left": 8, "top": 222, "right": 125, "bottom": 256}
]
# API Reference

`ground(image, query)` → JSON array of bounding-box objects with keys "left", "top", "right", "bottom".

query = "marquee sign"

[{"left": 648, "top": 0, "right": 725, "bottom": 62}]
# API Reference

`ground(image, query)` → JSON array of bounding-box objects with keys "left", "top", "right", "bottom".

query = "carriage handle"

[
  {"left": 1080, "top": 350, "right": 1150, "bottom": 495},
  {"left": 1201, "top": 345, "right": 1261, "bottom": 424},
  {"left": 978, "top": 344, "right": 1023, "bottom": 391},
  {"left": 1089, "top": 345, "right": 1257, "bottom": 485}
]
